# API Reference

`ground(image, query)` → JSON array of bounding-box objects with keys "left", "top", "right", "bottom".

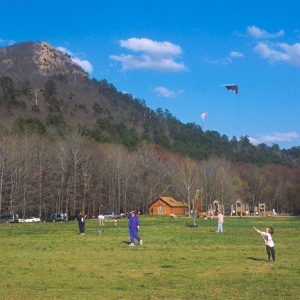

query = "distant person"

[
  {"left": 78, "top": 211, "right": 86, "bottom": 235},
  {"left": 98, "top": 213, "right": 105, "bottom": 226},
  {"left": 272, "top": 208, "right": 277, "bottom": 216},
  {"left": 207, "top": 209, "right": 214, "bottom": 220},
  {"left": 253, "top": 226, "right": 275, "bottom": 262},
  {"left": 127, "top": 210, "right": 143, "bottom": 246},
  {"left": 113, "top": 217, "right": 118, "bottom": 226},
  {"left": 217, "top": 211, "right": 224, "bottom": 233}
]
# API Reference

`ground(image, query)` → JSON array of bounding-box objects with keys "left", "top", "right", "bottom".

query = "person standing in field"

[
  {"left": 253, "top": 226, "right": 275, "bottom": 262},
  {"left": 98, "top": 213, "right": 105, "bottom": 226},
  {"left": 127, "top": 210, "right": 143, "bottom": 246},
  {"left": 78, "top": 211, "right": 86, "bottom": 235},
  {"left": 217, "top": 211, "right": 224, "bottom": 233}
]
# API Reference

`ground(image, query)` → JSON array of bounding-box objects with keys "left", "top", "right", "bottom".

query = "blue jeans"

[{"left": 217, "top": 222, "right": 223, "bottom": 233}]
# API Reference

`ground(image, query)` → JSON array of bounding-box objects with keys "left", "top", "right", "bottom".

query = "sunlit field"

[{"left": 0, "top": 216, "right": 299, "bottom": 300}]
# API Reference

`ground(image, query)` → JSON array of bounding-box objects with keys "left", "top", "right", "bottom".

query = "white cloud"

[
  {"left": 110, "top": 54, "right": 186, "bottom": 71},
  {"left": 119, "top": 38, "right": 182, "bottom": 56},
  {"left": 204, "top": 50, "right": 244, "bottom": 66},
  {"left": 254, "top": 42, "right": 300, "bottom": 66},
  {"left": 71, "top": 57, "right": 93, "bottom": 73},
  {"left": 0, "top": 38, "right": 15, "bottom": 46},
  {"left": 247, "top": 25, "right": 284, "bottom": 39},
  {"left": 57, "top": 46, "right": 93, "bottom": 73},
  {"left": 249, "top": 132, "right": 299, "bottom": 145},
  {"left": 204, "top": 57, "right": 232, "bottom": 66},
  {"left": 111, "top": 37, "right": 187, "bottom": 72},
  {"left": 153, "top": 86, "right": 179, "bottom": 98},
  {"left": 57, "top": 46, "right": 73, "bottom": 56},
  {"left": 230, "top": 51, "right": 244, "bottom": 58}
]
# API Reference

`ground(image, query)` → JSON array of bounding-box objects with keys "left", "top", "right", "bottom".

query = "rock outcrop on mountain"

[{"left": 0, "top": 41, "right": 87, "bottom": 80}]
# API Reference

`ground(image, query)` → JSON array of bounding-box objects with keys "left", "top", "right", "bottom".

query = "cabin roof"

[{"left": 150, "top": 196, "right": 188, "bottom": 208}]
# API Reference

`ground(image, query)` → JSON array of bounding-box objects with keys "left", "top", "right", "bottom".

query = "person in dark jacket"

[
  {"left": 127, "top": 210, "right": 143, "bottom": 246},
  {"left": 78, "top": 211, "right": 86, "bottom": 235}
]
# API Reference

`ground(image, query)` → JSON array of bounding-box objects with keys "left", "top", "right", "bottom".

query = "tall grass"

[{"left": 0, "top": 216, "right": 299, "bottom": 299}]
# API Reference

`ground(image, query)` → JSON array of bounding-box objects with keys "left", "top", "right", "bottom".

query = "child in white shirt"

[{"left": 253, "top": 226, "right": 275, "bottom": 261}]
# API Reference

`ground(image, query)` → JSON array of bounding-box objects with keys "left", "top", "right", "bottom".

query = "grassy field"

[{"left": 0, "top": 216, "right": 299, "bottom": 300}]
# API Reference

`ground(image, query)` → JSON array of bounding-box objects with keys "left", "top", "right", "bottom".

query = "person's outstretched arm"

[{"left": 253, "top": 226, "right": 261, "bottom": 234}]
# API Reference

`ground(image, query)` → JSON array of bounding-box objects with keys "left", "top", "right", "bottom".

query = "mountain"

[
  {"left": 0, "top": 41, "right": 86, "bottom": 81},
  {"left": 0, "top": 41, "right": 299, "bottom": 165},
  {"left": 0, "top": 41, "right": 148, "bottom": 141}
]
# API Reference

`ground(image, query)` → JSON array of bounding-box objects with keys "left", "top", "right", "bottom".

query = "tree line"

[
  {"left": 2, "top": 75, "right": 300, "bottom": 167},
  {"left": 0, "top": 133, "right": 299, "bottom": 219}
]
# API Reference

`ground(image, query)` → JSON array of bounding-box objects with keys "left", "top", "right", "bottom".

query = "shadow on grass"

[
  {"left": 122, "top": 240, "right": 130, "bottom": 245},
  {"left": 246, "top": 257, "right": 267, "bottom": 262},
  {"left": 185, "top": 223, "right": 198, "bottom": 227}
]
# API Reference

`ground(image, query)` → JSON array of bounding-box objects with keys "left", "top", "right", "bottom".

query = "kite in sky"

[
  {"left": 222, "top": 84, "right": 238, "bottom": 94},
  {"left": 201, "top": 112, "right": 208, "bottom": 120}
]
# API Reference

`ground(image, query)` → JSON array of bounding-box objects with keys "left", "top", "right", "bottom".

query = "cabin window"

[{"left": 157, "top": 206, "right": 164, "bottom": 214}]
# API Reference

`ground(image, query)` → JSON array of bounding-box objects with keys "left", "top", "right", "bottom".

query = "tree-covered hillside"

[
  {"left": 1, "top": 74, "right": 300, "bottom": 167},
  {"left": 0, "top": 42, "right": 300, "bottom": 218}
]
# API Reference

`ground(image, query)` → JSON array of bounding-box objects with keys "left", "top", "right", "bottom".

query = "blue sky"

[{"left": 1, "top": 0, "right": 300, "bottom": 149}]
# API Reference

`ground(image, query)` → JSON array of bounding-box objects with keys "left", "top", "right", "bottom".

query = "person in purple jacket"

[{"left": 127, "top": 210, "right": 143, "bottom": 246}]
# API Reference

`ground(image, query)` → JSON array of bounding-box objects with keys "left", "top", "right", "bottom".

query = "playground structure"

[
  {"left": 254, "top": 203, "right": 266, "bottom": 216},
  {"left": 202, "top": 199, "right": 269, "bottom": 217},
  {"left": 231, "top": 199, "right": 250, "bottom": 216},
  {"left": 207, "top": 199, "right": 224, "bottom": 217},
  {"left": 230, "top": 201, "right": 267, "bottom": 216}
]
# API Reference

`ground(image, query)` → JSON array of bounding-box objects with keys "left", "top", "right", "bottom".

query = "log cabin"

[{"left": 149, "top": 196, "right": 188, "bottom": 216}]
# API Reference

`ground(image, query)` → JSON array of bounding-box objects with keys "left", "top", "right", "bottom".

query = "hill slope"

[{"left": 0, "top": 41, "right": 299, "bottom": 165}]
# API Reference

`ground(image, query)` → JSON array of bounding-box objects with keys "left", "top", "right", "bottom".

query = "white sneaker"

[
  {"left": 129, "top": 243, "right": 134, "bottom": 246},
  {"left": 139, "top": 239, "right": 143, "bottom": 245}
]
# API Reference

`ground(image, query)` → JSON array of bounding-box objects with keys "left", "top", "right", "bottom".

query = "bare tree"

[
  {"left": 0, "top": 137, "right": 9, "bottom": 213},
  {"left": 175, "top": 157, "right": 200, "bottom": 217},
  {"left": 133, "top": 146, "right": 167, "bottom": 212}
]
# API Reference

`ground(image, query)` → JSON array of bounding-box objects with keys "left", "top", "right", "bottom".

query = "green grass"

[{"left": 0, "top": 216, "right": 299, "bottom": 299}]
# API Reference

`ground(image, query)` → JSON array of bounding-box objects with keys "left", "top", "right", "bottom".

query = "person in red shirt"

[{"left": 217, "top": 211, "right": 224, "bottom": 233}]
